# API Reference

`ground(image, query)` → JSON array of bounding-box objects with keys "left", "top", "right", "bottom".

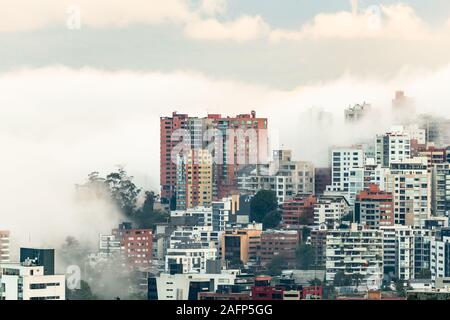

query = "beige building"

[
  {"left": 0, "top": 230, "right": 10, "bottom": 263},
  {"left": 221, "top": 223, "right": 263, "bottom": 265},
  {"left": 385, "top": 158, "right": 431, "bottom": 227},
  {"left": 176, "top": 149, "right": 213, "bottom": 210}
]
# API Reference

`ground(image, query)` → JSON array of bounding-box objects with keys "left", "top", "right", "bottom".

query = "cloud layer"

[
  {"left": 1, "top": 1, "right": 449, "bottom": 43},
  {"left": 1, "top": 65, "right": 450, "bottom": 251}
]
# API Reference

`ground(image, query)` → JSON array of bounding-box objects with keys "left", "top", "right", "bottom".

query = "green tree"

[
  {"left": 266, "top": 255, "right": 286, "bottom": 276},
  {"left": 262, "top": 210, "right": 282, "bottom": 229},
  {"left": 395, "top": 279, "right": 407, "bottom": 297},
  {"left": 250, "top": 190, "right": 278, "bottom": 223},
  {"left": 105, "top": 167, "right": 141, "bottom": 217},
  {"left": 295, "top": 244, "right": 315, "bottom": 270}
]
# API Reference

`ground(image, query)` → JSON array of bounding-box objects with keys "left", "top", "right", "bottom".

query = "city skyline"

[{"left": 2, "top": 0, "right": 450, "bottom": 302}]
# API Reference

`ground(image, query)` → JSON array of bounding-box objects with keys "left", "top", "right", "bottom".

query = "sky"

[
  {"left": 2, "top": 0, "right": 450, "bottom": 248},
  {"left": 1, "top": 1, "right": 450, "bottom": 87}
]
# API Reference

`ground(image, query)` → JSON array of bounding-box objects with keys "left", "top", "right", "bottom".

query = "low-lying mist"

[{"left": 1, "top": 65, "right": 450, "bottom": 259}]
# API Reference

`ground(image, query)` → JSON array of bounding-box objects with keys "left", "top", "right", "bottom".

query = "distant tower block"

[{"left": 392, "top": 91, "right": 416, "bottom": 124}]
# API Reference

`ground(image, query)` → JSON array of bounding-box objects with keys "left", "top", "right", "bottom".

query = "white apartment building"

[
  {"left": 381, "top": 226, "right": 434, "bottom": 281},
  {"left": 430, "top": 230, "right": 450, "bottom": 282},
  {"left": 170, "top": 206, "right": 213, "bottom": 227},
  {"left": 326, "top": 224, "right": 383, "bottom": 283},
  {"left": 363, "top": 159, "right": 388, "bottom": 190},
  {"left": 238, "top": 150, "right": 315, "bottom": 203},
  {"left": 392, "top": 124, "right": 426, "bottom": 145},
  {"left": 212, "top": 195, "right": 241, "bottom": 231},
  {"left": 314, "top": 195, "right": 350, "bottom": 228},
  {"left": 98, "top": 234, "right": 122, "bottom": 257},
  {"left": 326, "top": 146, "right": 365, "bottom": 205},
  {"left": 432, "top": 163, "right": 450, "bottom": 217},
  {"left": 148, "top": 272, "right": 236, "bottom": 300},
  {"left": 165, "top": 244, "right": 217, "bottom": 274},
  {"left": 0, "top": 263, "right": 65, "bottom": 300},
  {"left": 0, "top": 231, "right": 10, "bottom": 263},
  {"left": 376, "top": 130, "right": 411, "bottom": 168},
  {"left": 385, "top": 158, "right": 431, "bottom": 227},
  {"left": 169, "top": 226, "right": 221, "bottom": 251}
]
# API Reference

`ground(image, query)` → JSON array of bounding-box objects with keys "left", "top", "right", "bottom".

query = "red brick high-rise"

[
  {"left": 209, "top": 111, "right": 268, "bottom": 199},
  {"left": 160, "top": 112, "right": 189, "bottom": 204},
  {"left": 355, "top": 184, "right": 394, "bottom": 229},
  {"left": 114, "top": 223, "right": 153, "bottom": 268},
  {"left": 281, "top": 194, "right": 317, "bottom": 227},
  {"left": 160, "top": 111, "right": 268, "bottom": 205}
]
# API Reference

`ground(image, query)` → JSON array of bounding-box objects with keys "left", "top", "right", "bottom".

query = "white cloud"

[
  {"left": 184, "top": 15, "right": 270, "bottom": 41},
  {"left": 0, "top": 1, "right": 446, "bottom": 44},
  {"left": 270, "top": 4, "right": 432, "bottom": 42},
  {"left": 2, "top": 65, "right": 450, "bottom": 249}
]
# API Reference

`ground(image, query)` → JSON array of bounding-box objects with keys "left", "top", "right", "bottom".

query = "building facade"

[{"left": 325, "top": 224, "right": 384, "bottom": 283}]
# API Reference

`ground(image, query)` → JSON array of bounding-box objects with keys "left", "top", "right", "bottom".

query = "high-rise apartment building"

[
  {"left": 419, "top": 145, "right": 446, "bottom": 167},
  {"left": 281, "top": 194, "right": 317, "bottom": 227},
  {"left": 257, "top": 230, "right": 299, "bottom": 267},
  {"left": 161, "top": 111, "right": 268, "bottom": 206},
  {"left": 176, "top": 149, "right": 213, "bottom": 210},
  {"left": 354, "top": 184, "right": 394, "bottom": 229},
  {"left": 326, "top": 146, "right": 365, "bottom": 205},
  {"left": 375, "top": 131, "right": 411, "bottom": 168},
  {"left": 326, "top": 224, "right": 384, "bottom": 283},
  {"left": 0, "top": 231, "right": 10, "bottom": 263},
  {"left": 344, "top": 102, "right": 372, "bottom": 123},
  {"left": 113, "top": 223, "right": 153, "bottom": 268},
  {"left": 313, "top": 195, "right": 350, "bottom": 228},
  {"left": 238, "top": 150, "right": 314, "bottom": 203},
  {"left": 210, "top": 111, "right": 269, "bottom": 199},
  {"left": 432, "top": 163, "right": 450, "bottom": 216},
  {"left": 160, "top": 112, "right": 190, "bottom": 205},
  {"left": 385, "top": 158, "right": 431, "bottom": 227}
]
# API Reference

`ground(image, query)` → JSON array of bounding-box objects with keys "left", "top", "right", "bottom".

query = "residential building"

[
  {"left": 165, "top": 243, "right": 217, "bottom": 274},
  {"left": 238, "top": 150, "right": 314, "bottom": 203},
  {"left": 257, "top": 230, "right": 299, "bottom": 267},
  {"left": 114, "top": 224, "right": 153, "bottom": 268},
  {"left": 381, "top": 226, "right": 434, "bottom": 280},
  {"left": 314, "top": 195, "right": 350, "bottom": 228},
  {"left": 160, "top": 112, "right": 190, "bottom": 204},
  {"left": 148, "top": 272, "right": 237, "bottom": 300},
  {"left": 430, "top": 228, "right": 450, "bottom": 282},
  {"left": 0, "top": 231, "right": 10, "bottom": 263},
  {"left": 375, "top": 130, "right": 411, "bottom": 168},
  {"left": 325, "top": 224, "right": 384, "bottom": 283},
  {"left": 326, "top": 146, "right": 365, "bottom": 205},
  {"left": 419, "top": 145, "right": 446, "bottom": 167},
  {"left": 308, "top": 224, "right": 328, "bottom": 269},
  {"left": 385, "top": 158, "right": 431, "bottom": 227},
  {"left": 20, "top": 248, "right": 54, "bottom": 276},
  {"left": 432, "top": 163, "right": 450, "bottom": 216},
  {"left": 0, "top": 263, "right": 65, "bottom": 300},
  {"left": 212, "top": 195, "right": 241, "bottom": 231},
  {"left": 354, "top": 184, "right": 394, "bottom": 229},
  {"left": 281, "top": 194, "right": 316, "bottom": 227},
  {"left": 221, "top": 223, "right": 263, "bottom": 266},
  {"left": 344, "top": 102, "right": 372, "bottom": 123},
  {"left": 176, "top": 149, "right": 213, "bottom": 210},
  {"left": 210, "top": 111, "right": 269, "bottom": 199},
  {"left": 315, "top": 167, "right": 331, "bottom": 195}
]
